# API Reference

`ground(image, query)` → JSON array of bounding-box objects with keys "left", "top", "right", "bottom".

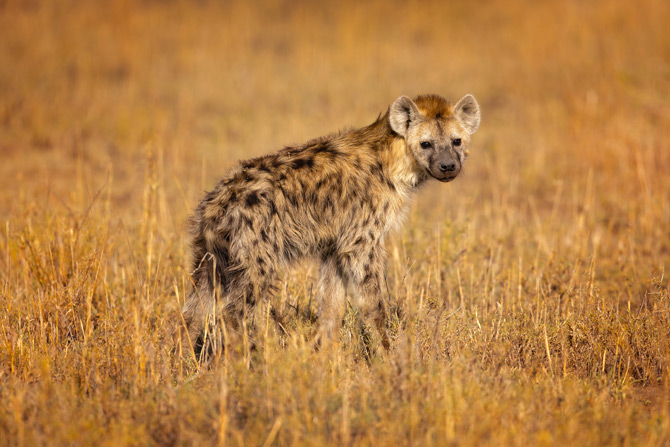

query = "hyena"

[{"left": 181, "top": 93, "right": 480, "bottom": 358}]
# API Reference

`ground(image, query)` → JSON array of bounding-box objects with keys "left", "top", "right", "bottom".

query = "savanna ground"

[{"left": 1, "top": 0, "right": 669, "bottom": 445}]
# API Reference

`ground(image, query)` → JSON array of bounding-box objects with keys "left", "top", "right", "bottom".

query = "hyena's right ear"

[
  {"left": 389, "top": 96, "right": 421, "bottom": 137},
  {"left": 454, "top": 94, "right": 481, "bottom": 134}
]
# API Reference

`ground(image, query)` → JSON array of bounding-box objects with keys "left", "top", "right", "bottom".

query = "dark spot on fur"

[
  {"left": 245, "top": 192, "right": 260, "bottom": 207},
  {"left": 313, "top": 142, "right": 341, "bottom": 157},
  {"left": 237, "top": 169, "right": 256, "bottom": 183},
  {"left": 291, "top": 157, "right": 314, "bottom": 170},
  {"left": 269, "top": 200, "right": 278, "bottom": 216},
  {"left": 230, "top": 192, "right": 237, "bottom": 202},
  {"left": 362, "top": 271, "right": 377, "bottom": 285},
  {"left": 245, "top": 289, "right": 256, "bottom": 306},
  {"left": 315, "top": 178, "right": 328, "bottom": 190},
  {"left": 319, "top": 238, "right": 337, "bottom": 262},
  {"left": 373, "top": 162, "right": 384, "bottom": 178},
  {"left": 257, "top": 257, "right": 265, "bottom": 265},
  {"left": 354, "top": 236, "right": 364, "bottom": 245},
  {"left": 260, "top": 228, "right": 268, "bottom": 242},
  {"left": 242, "top": 215, "right": 254, "bottom": 230}
]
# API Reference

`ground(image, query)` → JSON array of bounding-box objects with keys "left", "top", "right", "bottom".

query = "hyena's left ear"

[
  {"left": 389, "top": 96, "right": 421, "bottom": 137},
  {"left": 454, "top": 94, "right": 481, "bottom": 134}
]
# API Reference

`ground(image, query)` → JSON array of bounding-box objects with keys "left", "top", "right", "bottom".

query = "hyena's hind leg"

[
  {"left": 217, "top": 258, "right": 278, "bottom": 351},
  {"left": 316, "top": 256, "right": 347, "bottom": 347}
]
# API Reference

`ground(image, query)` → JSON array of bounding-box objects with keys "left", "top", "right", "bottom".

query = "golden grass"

[{"left": 1, "top": 0, "right": 669, "bottom": 445}]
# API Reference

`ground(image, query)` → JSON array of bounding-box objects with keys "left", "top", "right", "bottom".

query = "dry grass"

[{"left": 1, "top": 0, "right": 669, "bottom": 445}]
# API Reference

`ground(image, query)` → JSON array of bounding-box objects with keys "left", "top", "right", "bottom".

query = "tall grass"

[{"left": 1, "top": 0, "right": 669, "bottom": 445}]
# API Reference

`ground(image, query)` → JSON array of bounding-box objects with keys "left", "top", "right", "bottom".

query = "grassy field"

[{"left": 1, "top": 0, "right": 669, "bottom": 445}]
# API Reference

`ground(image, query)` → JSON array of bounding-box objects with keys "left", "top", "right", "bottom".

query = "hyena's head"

[{"left": 389, "top": 94, "right": 480, "bottom": 182}]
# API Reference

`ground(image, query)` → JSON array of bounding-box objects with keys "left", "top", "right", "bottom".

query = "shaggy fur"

[{"left": 181, "top": 93, "right": 480, "bottom": 358}]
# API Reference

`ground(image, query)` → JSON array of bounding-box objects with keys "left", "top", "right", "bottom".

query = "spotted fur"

[{"left": 181, "top": 94, "right": 480, "bottom": 358}]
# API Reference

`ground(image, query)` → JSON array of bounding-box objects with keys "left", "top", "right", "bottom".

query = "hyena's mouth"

[{"left": 426, "top": 168, "right": 458, "bottom": 182}]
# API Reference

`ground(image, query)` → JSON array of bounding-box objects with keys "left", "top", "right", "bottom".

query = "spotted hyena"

[{"left": 180, "top": 93, "right": 480, "bottom": 358}]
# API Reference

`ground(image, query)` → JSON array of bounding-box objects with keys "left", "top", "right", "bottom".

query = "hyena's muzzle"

[{"left": 428, "top": 149, "right": 461, "bottom": 182}]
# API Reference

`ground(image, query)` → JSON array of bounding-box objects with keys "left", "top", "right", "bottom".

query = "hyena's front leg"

[
  {"left": 353, "top": 249, "right": 390, "bottom": 350},
  {"left": 317, "top": 256, "right": 347, "bottom": 345}
]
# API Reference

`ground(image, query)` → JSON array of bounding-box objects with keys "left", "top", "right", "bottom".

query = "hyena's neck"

[{"left": 357, "top": 112, "right": 429, "bottom": 195}]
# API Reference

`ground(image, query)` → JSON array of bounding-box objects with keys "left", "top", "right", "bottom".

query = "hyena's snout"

[
  {"left": 431, "top": 153, "right": 461, "bottom": 182},
  {"left": 439, "top": 160, "right": 457, "bottom": 173}
]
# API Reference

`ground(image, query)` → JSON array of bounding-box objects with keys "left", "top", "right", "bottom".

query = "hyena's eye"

[
  {"left": 452, "top": 138, "right": 462, "bottom": 147},
  {"left": 420, "top": 141, "right": 432, "bottom": 149}
]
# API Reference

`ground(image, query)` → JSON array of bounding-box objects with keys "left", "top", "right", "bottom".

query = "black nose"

[{"left": 439, "top": 163, "right": 456, "bottom": 173}]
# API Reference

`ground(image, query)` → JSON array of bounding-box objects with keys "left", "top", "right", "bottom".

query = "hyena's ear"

[
  {"left": 454, "top": 94, "right": 481, "bottom": 134},
  {"left": 389, "top": 96, "right": 421, "bottom": 137}
]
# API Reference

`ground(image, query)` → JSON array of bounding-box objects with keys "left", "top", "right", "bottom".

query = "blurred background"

[{"left": 1, "top": 1, "right": 669, "bottom": 444}]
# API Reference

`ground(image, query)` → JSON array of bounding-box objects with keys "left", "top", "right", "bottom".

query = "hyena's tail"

[
  {"left": 179, "top": 229, "right": 231, "bottom": 361},
  {"left": 179, "top": 268, "right": 213, "bottom": 358}
]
